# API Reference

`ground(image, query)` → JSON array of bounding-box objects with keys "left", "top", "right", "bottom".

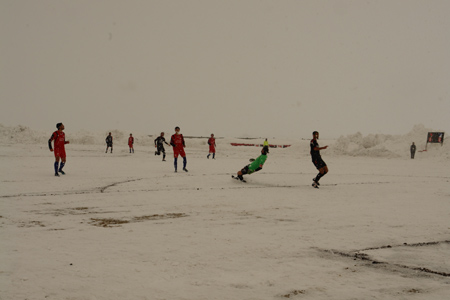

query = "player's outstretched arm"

[{"left": 48, "top": 135, "right": 54, "bottom": 151}]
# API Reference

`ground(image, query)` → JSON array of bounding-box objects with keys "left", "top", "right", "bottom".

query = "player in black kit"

[
  {"left": 105, "top": 132, "right": 113, "bottom": 153},
  {"left": 310, "top": 131, "right": 328, "bottom": 188},
  {"left": 154, "top": 132, "right": 169, "bottom": 161}
]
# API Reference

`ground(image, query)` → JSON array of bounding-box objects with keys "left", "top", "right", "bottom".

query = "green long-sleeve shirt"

[{"left": 248, "top": 154, "right": 267, "bottom": 173}]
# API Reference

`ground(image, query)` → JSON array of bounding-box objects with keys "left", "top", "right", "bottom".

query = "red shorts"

[
  {"left": 209, "top": 145, "right": 215, "bottom": 153},
  {"left": 54, "top": 148, "right": 66, "bottom": 159},
  {"left": 173, "top": 146, "right": 186, "bottom": 158}
]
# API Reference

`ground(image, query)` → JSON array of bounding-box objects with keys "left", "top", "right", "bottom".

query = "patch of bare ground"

[
  {"left": 281, "top": 290, "right": 306, "bottom": 298},
  {"left": 18, "top": 221, "right": 46, "bottom": 228},
  {"left": 32, "top": 207, "right": 121, "bottom": 216},
  {"left": 89, "top": 218, "right": 130, "bottom": 227},
  {"left": 132, "top": 213, "right": 187, "bottom": 222},
  {"left": 404, "top": 288, "right": 424, "bottom": 294},
  {"left": 89, "top": 213, "right": 187, "bottom": 227},
  {"left": 319, "top": 240, "right": 450, "bottom": 278}
]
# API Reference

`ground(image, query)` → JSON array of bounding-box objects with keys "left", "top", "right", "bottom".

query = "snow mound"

[
  {"left": 0, "top": 124, "right": 48, "bottom": 144},
  {"left": 331, "top": 124, "right": 449, "bottom": 159},
  {"left": 1, "top": 123, "right": 448, "bottom": 160},
  {"left": 0, "top": 124, "right": 156, "bottom": 146}
]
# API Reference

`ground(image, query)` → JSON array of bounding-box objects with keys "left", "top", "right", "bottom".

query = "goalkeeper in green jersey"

[{"left": 235, "top": 146, "right": 269, "bottom": 181}]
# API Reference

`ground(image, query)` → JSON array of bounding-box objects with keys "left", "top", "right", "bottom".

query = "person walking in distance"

[
  {"left": 105, "top": 132, "right": 113, "bottom": 153},
  {"left": 207, "top": 133, "right": 216, "bottom": 159},
  {"left": 48, "top": 123, "right": 70, "bottom": 176},
  {"left": 410, "top": 142, "right": 416, "bottom": 159},
  {"left": 311, "top": 131, "right": 328, "bottom": 188},
  {"left": 128, "top": 134, "right": 134, "bottom": 153},
  {"left": 170, "top": 126, "right": 188, "bottom": 172},
  {"left": 154, "top": 132, "right": 169, "bottom": 161}
]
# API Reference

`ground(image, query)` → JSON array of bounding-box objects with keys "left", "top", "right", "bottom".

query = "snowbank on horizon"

[
  {"left": 0, "top": 123, "right": 448, "bottom": 159},
  {"left": 330, "top": 124, "right": 449, "bottom": 159},
  {"left": 0, "top": 124, "right": 160, "bottom": 147}
]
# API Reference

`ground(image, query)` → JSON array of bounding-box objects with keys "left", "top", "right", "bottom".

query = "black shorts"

[
  {"left": 157, "top": 144, "right": 165, "bottom": 153},
  {"left": 240, "top": 165, "right": 250, "bottom": 175},
  {"left": 312, "top": 157, "right": 327, "bottom": 170},
  {"left": 107, "top": 143, "right": 113, "bottom": 147}
]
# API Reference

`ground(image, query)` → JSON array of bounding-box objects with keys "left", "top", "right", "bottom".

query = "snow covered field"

[{"left": 1, "top": 124, "right": 449, "bottom": 300}]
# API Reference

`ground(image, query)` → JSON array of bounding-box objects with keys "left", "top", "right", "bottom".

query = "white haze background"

[{"left": 1, "top": 0, "right": 450, "bottom": 138}]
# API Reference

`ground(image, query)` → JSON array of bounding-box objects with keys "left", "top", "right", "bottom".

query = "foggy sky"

[{"left": 1, "top": 0, "right": 449, "bottom": 139}]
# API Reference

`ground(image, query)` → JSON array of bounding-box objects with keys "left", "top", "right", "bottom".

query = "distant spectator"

[
  {"left": 106, "top": 132, "right": 113, "bottom": 153},
  {"left": 410, "top": 142, "right": 416, "bottom": 159}
]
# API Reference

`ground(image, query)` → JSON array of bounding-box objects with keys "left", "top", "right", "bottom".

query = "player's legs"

[
  {"left": 318, "top": 165, "right": 328, "bottom": 176},
  {"left": 173, "top": 148, "right": 179, "bottom": 171},
  {"left": 313, "top": 162, "right": 328, "bottom": 184},
  {"left": 156, "top": 145, "right": 164, "bottom": 158},
  {"left": 59, "top": 151, "right": 67, "bottom": 174},
  {"left": 182, "top": 156, "right": 187, "bottom": 171},
  {"left": 54, "top": 150, "right": 61, "bottom": 176},
  {"left": 178, "top": 149, "right": 187, "bottom": 171},
  {"left": 179, "top": 148, "right": 187, "bottom": 171},
  {"left": 237, "top": 165, "right": 249, "bottom": 180},
  {"left": 54, "top": 157, "right": 60, "bottom": 175},
  {"left": 208, "top": 145, "right": 214, "bottom": 159}
]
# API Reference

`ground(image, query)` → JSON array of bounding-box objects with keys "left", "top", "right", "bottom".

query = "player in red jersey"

[
  {"left": 48, "top": 123, "right": 70, "bottom": 176},
  {"left": 128, "top": 134, "right": 134, "bottom": 153},
  {"left": 170, "top": 126, "right": 187, "bottom": 172},
  {"left": 207, "top": 133, "right": 216, "bottom": 159}
]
